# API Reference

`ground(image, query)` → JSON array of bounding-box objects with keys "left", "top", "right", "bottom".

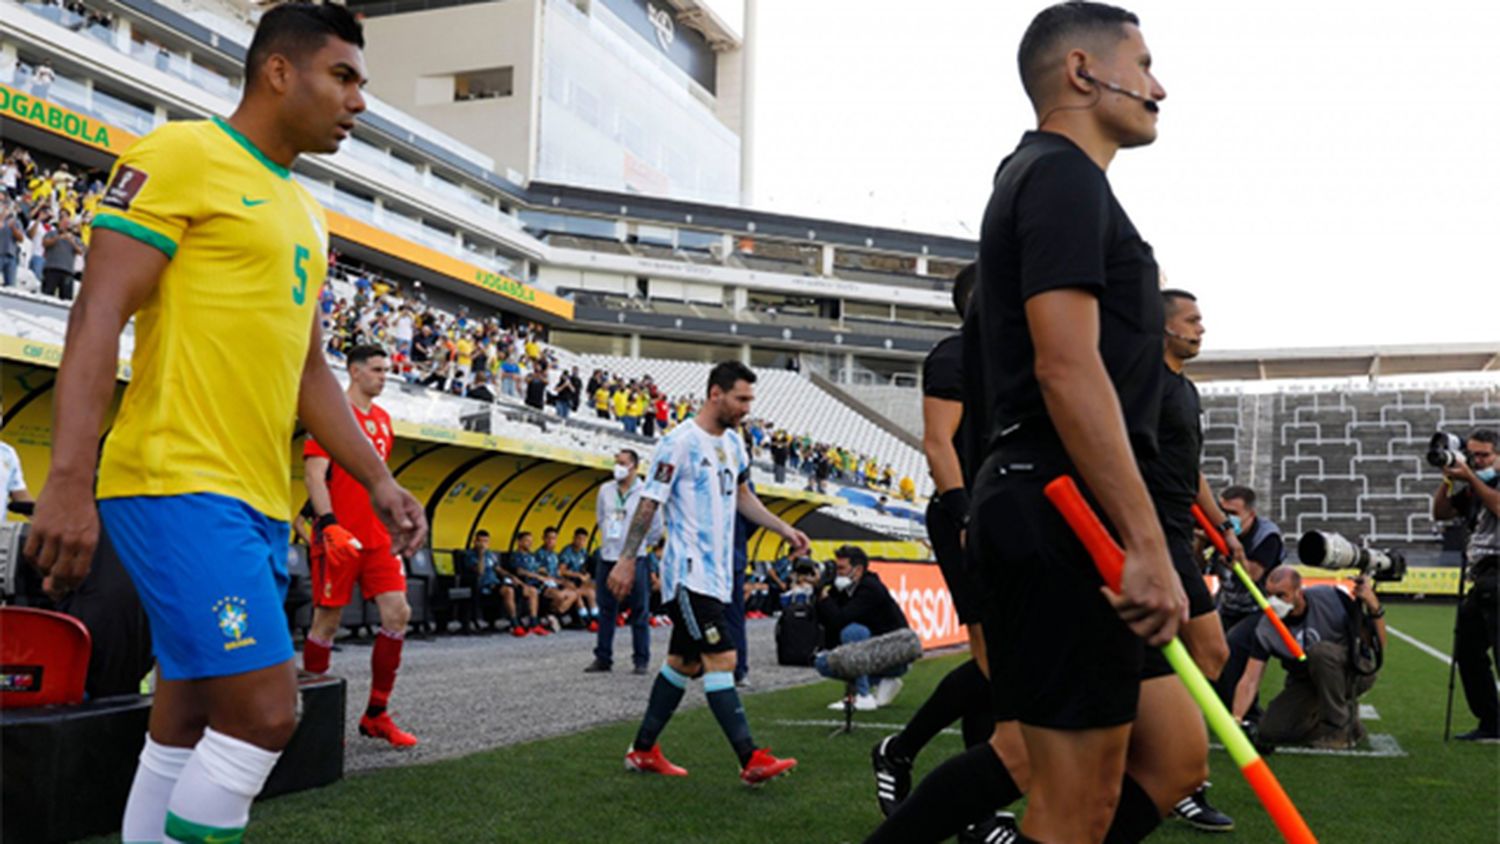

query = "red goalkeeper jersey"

[{"left": 303, "top": 401, "right": 394, "bottom": 548}]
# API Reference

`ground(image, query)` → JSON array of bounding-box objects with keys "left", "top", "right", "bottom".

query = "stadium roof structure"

[{"left": 1187, "top": 341, "right": 1500, "bottom": 383}]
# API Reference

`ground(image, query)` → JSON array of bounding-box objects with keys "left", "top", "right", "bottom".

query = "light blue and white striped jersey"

[{"left": 641, "top": 421, "right": 749, "bottom": 603}]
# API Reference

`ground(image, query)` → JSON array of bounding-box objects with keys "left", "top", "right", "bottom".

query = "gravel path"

[{"left": 323, "top": 618, "right": 826, "bottom": 774}]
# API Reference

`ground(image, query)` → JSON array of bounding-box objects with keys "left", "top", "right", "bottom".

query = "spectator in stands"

[
  {"left": 500, "top": 351, "right": 523, "bottom": 398},
  {"left": 1232, "top": 568, "right": 1384, "bottom": 749},
  {"left": 814, "top": 545, "right": 912, "bottom": 711},
  {"left": 41, "top": 212, "right": 84, "bottom": 300},
  {"left": 0, "top": 197, "right": 23, "bottom": 288},
  {"left": 628, "top": 387, "right": 648, "bottom": 436},
  {"left": 552, "top": 369, "right": 577, "bottom": 419},
  {"left": 593, "top": 380, "right": 611, "bottom": 419},
  {"left": 1, "top": 156, "right": 18, "bottom": 199},
  {"left": 770, "top": 432, "right": 790, "bottom": 485},
  {"left": 1213, "top": 485, "right": 1287, "bottom": 714},
  {"left": 30, "top": 61, "right": 54, "bottom": 98},
  {"left": 412, "top": 321, "right": 435, "bottom": 366},
  {"left": 612, "top": 383, "right": 632, "bottom": 431},
  {"left": 26, "top": 206, "right": 51, "bottom": 284},
  {"left": 653, "top": 393, "right": 670, "bottom": 435},
  {"left": 509, "top": 529, "right": 576, "bottom": 629},
  {"left": 898, "top": 475, "right": 915, "bottom": 502},
  {"left": 466, "top": 371, "right": 495, "bottom": 403},
  {"left": 523, "top": 366, "right": 548, "bottom": 411}
]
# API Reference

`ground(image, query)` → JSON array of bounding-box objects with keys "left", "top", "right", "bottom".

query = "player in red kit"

[{"left": 302, "top": 344, "right": 417, "bottom": 747}]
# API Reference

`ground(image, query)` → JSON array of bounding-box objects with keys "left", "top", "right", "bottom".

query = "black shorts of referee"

[
  {"left": 971, "top": 444, "right": 1143, "bottom": 730},
  {"left": 1140, "top": 515, "right": 1215, "bottom": 679},
  {"left": 926, "top": 493, "right": 984, "bottom": 626}
]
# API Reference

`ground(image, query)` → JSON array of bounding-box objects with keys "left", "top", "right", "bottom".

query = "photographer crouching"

[
  {"left": 813, "top": 546, "right": 912, "bottom": 711},
  {"left": 1231, "top": 567, "right": 1385, "bottom": 749},
  {"left": 1431, "top": 428, "right": 1500, "bottom": 742}
]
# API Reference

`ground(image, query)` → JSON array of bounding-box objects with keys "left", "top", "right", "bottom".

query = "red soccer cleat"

[
  {"left": 625, "top": 744, "right": 688, "bottom": 777},
  {"left": 740, "top": 748, "right": 796, "bottom": 786},
  {"left": 359, "top": 712, "right": 418, "bottom": 748},
  {"left": 588, "top": 620, "right": 600, "bottom": 633},
  {"left": 511, "top": 624, "right": 529, "bottom": 638},
  {"left": 531, "top": 625, "right": 551, "bottom": 637}
]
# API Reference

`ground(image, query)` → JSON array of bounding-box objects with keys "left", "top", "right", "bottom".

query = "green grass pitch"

[{"left": 91, "top": 603, "right": 1499, "bottom": 843}]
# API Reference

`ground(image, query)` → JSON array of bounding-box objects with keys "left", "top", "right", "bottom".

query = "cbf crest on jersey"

[{"left": 212, "top": 595, "right": 257, "bottom": 652}]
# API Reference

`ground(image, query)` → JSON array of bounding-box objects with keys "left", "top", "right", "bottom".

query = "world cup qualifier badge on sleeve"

[
  {"left": 213, "top": 595, "right": 258, "bottom": 653},
  {"left": 654, "top": 462, "right": 675, "bottom": 484}
]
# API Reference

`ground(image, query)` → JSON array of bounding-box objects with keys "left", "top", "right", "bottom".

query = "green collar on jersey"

[{"left": 212, "top": 116, "right": 290, "bottom": 180}]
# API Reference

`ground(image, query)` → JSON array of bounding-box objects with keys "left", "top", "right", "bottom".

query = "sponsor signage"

[
  {"left": 870, "top": 561, "right": 967, "bottom": 650},
  {"left": 597, "top": 0, "right": 718, "bottom": 93},
  {"left": 0, "top": 83, "right": 131, "bottom": 152}
]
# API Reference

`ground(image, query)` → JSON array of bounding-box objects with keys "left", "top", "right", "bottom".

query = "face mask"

[
  {"left": 1268, "top": 596, "right": 1294, "bottom": 619},
  {"left": 613, "top": 464, "right": 631, "bottom": 482},
  {"left": 833, "top": 575, "right": 854, "bottom": 593},
  {"left": 1228, "top": 515, "right": 1243, "bottom": 536},
  {"left": 1477, "top": 467, "right": 1498, "bottom": 483}
]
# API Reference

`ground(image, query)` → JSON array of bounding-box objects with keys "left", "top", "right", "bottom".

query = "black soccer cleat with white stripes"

[
  {"left": 958, "top": 811, "right": 1020, "bottom": 844},
  {"left": 1173, "top": 782, "right": 1235, "bottom": 832},
  {"left": 870, "top": 736, "right": 912, "bottom": 817}
]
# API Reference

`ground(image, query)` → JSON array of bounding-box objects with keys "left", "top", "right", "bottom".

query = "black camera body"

[{"left": 1427, "top": 431, "right": 1468, "bottom": 469}]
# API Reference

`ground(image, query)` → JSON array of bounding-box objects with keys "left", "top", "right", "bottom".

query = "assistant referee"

[{"left": 963, "top": 4, "right": 1184, "bottom": 843}]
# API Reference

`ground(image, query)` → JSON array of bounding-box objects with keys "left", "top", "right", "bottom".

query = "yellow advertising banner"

[{"left": 0, "top": 82, "right": 134, "bottom": 153}]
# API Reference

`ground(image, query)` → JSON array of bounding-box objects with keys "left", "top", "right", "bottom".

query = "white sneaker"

[
  {"left": 873, "top": 678, "right": 904, "bottom": 707},
  {"left": 828, "top": 694, "right": 879, "bottom": 712}
]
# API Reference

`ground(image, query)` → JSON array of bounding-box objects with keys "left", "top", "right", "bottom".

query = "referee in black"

[
  {"left": 964, "top": 4, "right": 1184, "bottom": 843},
  {"left": 867, "top": 264, "right": 1024, "bottom": 842}
]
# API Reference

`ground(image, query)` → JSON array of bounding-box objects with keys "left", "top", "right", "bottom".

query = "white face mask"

[
  {"left": 834, "top": 575, "right": 854, "bottom": 592},
  {"left": 613, "top": 464, "right": 631, "bottom": 482},
  {"left": 1268, "top": 596, "right": 1294, "bottom": 619}
]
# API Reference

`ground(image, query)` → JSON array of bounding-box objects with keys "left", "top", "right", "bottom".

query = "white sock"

[
  {"left": 121, "top": 735, "right": 193, "bottom": 843},
  {"left": 164, "top": 727, "right": 281, "bottom": 843}
]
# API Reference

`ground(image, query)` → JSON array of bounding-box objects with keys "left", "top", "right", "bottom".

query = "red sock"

[
  {"left": 367, "top": 628, "right": 404, "bottom": 716},
  {"left": 303, "top": 636, "right": 333, "bottom": 675}
]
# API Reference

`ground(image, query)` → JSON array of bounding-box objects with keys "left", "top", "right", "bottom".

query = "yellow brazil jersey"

[
  {"left": 594, "top": 388, "right": 609, "bottom": 410},
  {"left": 93, "top": 118, "right": 326, "bottom": 520},
  {"left": 611, "top": 390, "right": 628, "bottom": 417}
]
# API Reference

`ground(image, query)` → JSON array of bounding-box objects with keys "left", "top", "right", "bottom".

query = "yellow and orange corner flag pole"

[
  {"left": 1190, "top": 503, "right": 1306, "bottom": 661},
  {"left": 1044, "top": 477, "right": 1316, "bottom": 844}
]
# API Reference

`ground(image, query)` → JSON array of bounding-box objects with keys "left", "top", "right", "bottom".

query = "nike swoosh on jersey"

[{"left": 241, "top": 196, "right": 269, "bottom": 207}]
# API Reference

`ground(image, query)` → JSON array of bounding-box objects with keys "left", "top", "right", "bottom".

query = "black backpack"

[{"left": 775, "top": 602, "right": 822, "bottom": 666}]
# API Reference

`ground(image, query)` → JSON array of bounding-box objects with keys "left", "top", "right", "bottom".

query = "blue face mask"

[
  {"left": 1478, "top": 467, "right": 1498, "bottom": 484},
  {"left": 1228, "top": 514, "right": 1243, "bottom": 536}
]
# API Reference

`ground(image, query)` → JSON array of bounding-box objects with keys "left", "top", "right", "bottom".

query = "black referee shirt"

[
  {"left": 1139, "top": 363, "right": 1203, "bottom": 531},
  {"left": 964, "top": 131, "right": 1164, "bottom": 462},
  {"left": 922, "top": 334, "right": 968, "bottom": 482}
]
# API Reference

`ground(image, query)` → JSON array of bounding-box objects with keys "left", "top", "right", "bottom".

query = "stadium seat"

[
  {"left": 0, "top": 608, "right": 92, "bottom": 709},
  {"left": 405, "top": 548, "right": 436, "bottom": 633}
]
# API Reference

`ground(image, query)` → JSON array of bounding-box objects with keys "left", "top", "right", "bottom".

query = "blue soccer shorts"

[{"left": 99, "top": 493, "right": 293, "bottom": 681}]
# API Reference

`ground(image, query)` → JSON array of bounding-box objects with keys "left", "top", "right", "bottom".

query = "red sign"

[{"left": 870, "top": 562, "right": 967, "bottom": 650}]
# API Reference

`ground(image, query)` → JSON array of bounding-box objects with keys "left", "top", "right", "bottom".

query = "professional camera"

[
  {"left": 1426, "top": 431, "right": 1468, "bottom": 469},
  {"left": 1297, "top": 531, "right": 1407, "bottom": 582}
]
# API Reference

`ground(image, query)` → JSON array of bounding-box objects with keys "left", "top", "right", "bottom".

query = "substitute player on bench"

[
  {"left": 25, "top": 6, "right": 426, "bottom": 841},
  {"left": 302, "top": 343, "right": 418, "bottom": 748},
  {"left": 608, "top": 361, "right": 810, "bottom": 785}
]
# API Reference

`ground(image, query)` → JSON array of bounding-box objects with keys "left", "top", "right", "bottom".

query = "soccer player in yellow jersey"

[{"left": 25, "top": 6, "right": 427, "bottom": 843}]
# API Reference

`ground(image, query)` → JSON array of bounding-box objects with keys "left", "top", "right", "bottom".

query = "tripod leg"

[{"left": 1445, "top": 557, "right": 1471, "bottom": 742}]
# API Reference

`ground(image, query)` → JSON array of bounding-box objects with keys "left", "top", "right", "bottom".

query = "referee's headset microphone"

[{"left": 1078, "top": 69, "right": 1161, "bottom": 113}]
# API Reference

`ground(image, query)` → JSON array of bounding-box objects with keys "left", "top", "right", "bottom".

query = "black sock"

[
  {"left": 864, "top": 742, "right": 1021, "bottom": 844},
  {"left": 960, "top": 687, "right": 993, "bottom": 749},
  {"left": 364, "top": 704, "right": 385, "bottom": 719},
  {"left": 888, "top": 660, "right": 986, "bottom": 762},
  {"left": 632, "top": 666, "right": 688, "bottom": 752},
  {"left": 1103, "top": 774, "right": 1163, "bottom": 844},
  {"left": 704, "top": 672, "right": 756, "bottom": 766}
]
